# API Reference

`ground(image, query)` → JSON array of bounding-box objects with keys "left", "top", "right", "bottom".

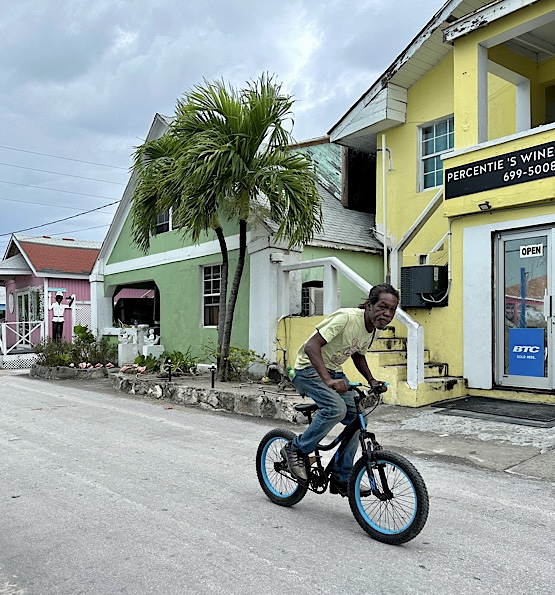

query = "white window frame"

[
  {"left": 201, "top": 264, "right": 221, "bottom": 328},
  {"left": 154, "top": 208, "right": 172, "bottom": 235},
  {"left": 419, "top": 116, "right": 454, "bottom": 192}
]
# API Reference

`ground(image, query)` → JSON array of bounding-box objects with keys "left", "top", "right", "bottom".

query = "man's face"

[{"left": 366, "top": 293, "right": 398, "bottom": 330}]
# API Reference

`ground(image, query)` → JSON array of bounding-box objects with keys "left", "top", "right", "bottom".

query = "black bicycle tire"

[
  {"left": 256, "top": 428, "right": 308, "bottom": 507},
  {"left": 348, "top": 450, "right": 429, "bottom": 545}
]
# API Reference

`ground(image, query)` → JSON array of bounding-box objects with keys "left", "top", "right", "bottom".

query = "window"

[
  {"left": 203, "top": 265, "right": 221, "bottom": 327},
  {"left": 155, "top": 209, "right": 171, "bottom": 234},
  {"left": 421, "top": 117, "right": 454, "bottom": 190}
]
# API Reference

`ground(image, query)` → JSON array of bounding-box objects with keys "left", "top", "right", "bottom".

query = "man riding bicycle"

[{"left": 282, "top": 283, "right": 399, "bottom": 496}]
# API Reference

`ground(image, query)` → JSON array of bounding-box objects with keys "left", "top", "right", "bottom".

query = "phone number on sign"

[{"left": 503, "top": 161, "right": 555, "bottom": 181}]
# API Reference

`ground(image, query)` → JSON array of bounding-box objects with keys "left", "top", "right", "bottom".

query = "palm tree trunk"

[
  {"left": 219, "top": 219, "right": 247, "bottom": 381},
  {"left": 214, "top": 227, "right": 228, "bottom": 366}
]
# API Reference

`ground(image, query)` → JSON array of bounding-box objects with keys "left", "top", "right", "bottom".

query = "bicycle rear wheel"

[
  {"left": 349, "top": 450, "right": 429, "bottom": 545},
  {"left": 256, "top": 429, "right": 308, "bottom": 506}
]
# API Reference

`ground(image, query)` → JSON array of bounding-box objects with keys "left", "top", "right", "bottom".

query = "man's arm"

[
  {"left": 351, "top": 352, "right": 387, "bottom": 392},
  {"left": 304, "top": 332, "right": 349, "bottom": 394}
]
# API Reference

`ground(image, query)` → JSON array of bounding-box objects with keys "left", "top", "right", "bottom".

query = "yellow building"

[{"left": 321, "top": 0, "right": 555, "bottom": 406}]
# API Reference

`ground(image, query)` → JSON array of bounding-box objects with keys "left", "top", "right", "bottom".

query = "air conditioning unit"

[
  {"left": 400, "top": 265, "right": 448, "bottom": 308},
  {"left": 302, "top": 286, "right": 324, "bottom": 316}
]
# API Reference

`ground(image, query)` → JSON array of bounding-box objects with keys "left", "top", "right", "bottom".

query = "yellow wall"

[
  {"left": 372, "top": 2, "right": 555, "bottom": 382},
  {"left": 277, "top": 315, "right": 405, "bottom": 384}
]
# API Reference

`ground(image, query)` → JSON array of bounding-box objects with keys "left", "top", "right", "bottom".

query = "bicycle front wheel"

[
  {"left": 349, "top": 450, "right": 429, "bottom": 545},
  {"left": 256, "top": 429, "right": 308, "bottom": 507}
]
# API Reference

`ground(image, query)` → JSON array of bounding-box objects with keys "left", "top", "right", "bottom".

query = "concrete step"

[
  {"left": 380, "top": 362, "right": 449, "bottom": 383},
  {"left": 378, "top": 326, "right": 396, "bottom": 338},
  {"left": 385, "top": 376, "right": 468, "bottom": 407},
  {"left": 370, "top": 336, "right": 407, "bottom": 351},
  {"left": 366, "top": 349, "right": 431, "bottom": 367}
]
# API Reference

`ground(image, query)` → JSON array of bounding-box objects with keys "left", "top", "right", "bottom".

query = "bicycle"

[{"left": 255, "top": 383, "right": 429, "bottom": 545}]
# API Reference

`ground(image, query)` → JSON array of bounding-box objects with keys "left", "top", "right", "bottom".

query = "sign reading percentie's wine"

[{"left": 445, "top": 140, "right": 555, "bottom": 199}]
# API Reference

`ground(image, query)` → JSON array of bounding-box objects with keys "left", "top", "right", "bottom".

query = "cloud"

[{"left": 0, "top": 0, "right": 444, "bottom": 249}]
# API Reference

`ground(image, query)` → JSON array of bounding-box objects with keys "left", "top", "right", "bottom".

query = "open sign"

[{"left": 519, "top": 243, "right": 543, "bottom": 258}]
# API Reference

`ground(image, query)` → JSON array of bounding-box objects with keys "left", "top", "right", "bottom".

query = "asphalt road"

[{"left": 1, "top": 373, "right": 554, "bottom": 594}]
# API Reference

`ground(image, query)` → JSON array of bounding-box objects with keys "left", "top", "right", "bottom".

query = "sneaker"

[
  {"left": 280, "top": 442, "right": 308, "bottom": 481},
  {"left": 330, "top": 478, "right": 372, "bottom": 498}
]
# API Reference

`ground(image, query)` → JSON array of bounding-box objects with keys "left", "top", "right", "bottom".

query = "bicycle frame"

[{"left": 300, "top": 386, "right": 388, "bottom": 495}]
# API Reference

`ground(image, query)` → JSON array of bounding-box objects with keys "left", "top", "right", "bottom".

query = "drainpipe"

[{"left": 378, "top": 135, "right": 393, "bottom": 283}]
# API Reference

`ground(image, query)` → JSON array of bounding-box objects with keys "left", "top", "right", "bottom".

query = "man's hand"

[
  {"left": 369, "top": 379, "right": 388, "bottom": 393},
  {"left": 326, "top": 377, "right": 349, "bottom": 394}
]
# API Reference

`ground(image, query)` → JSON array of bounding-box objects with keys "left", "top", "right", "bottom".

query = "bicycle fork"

[{"left": 359, "top": 424, "right": 394, "bottom": 501}]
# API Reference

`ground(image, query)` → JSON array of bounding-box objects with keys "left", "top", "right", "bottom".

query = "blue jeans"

[{"left": 291, "top": 367, "right": 359, "bottom": 483}]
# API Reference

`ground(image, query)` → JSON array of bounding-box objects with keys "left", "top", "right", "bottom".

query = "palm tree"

[{"left": 131, "top": 74, "right": 321, "bottom": 380}]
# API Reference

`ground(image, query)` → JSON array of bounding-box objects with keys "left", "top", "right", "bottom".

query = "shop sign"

[
  {"left": 508, "top": 328, "right": 545, "bottom": 377},
  {"left": 445, "top": 140, "right": 555, "bottom": 199},
  {"left": 519, "top": 244, "right": 543, "bottom": 258}
]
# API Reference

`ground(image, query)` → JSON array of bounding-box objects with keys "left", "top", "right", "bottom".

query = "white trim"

[
  {"left": 418, "top": 115, "right": 455, "bottom": 192},
  {"left": 488, "top": 59, "right": 531, "bottom": 133},
  {"left": 478, "top": 44, "right": 489, "bottom": 144},
  {"left": 443, "top": 121, "right": 555, "bottom": 160},
  {"left": 104, "top": 233, "right": 243, "bottom": 276},
  {"left": 444, "top": 0, "right": 542, "bottom": 42},
  {"left": 463, "top": 212, "right": 555, "bottom": 389},
  {"left": 201, "top": 263, "right": 222, "bottom": 328}
]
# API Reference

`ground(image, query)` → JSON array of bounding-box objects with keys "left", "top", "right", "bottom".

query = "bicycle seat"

[{"left": 294, "top": 403, "right": 319, "bottom": 415}]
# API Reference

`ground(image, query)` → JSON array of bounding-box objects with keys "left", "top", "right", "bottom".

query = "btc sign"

[{"left": 508, "top": 328, "right": 544, "bottom": 377}]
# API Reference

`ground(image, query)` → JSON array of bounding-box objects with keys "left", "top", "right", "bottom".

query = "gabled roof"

[
  {"left": 2, "top": 234, "right": 101, "bottom": 279},
  {"left": 93, "top": 118, "right": 382, "bottom": 278},
  {"left": 328, "top": 0, "right": 492, "bottom": 151}
]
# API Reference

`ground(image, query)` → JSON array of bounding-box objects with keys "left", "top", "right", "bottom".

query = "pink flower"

[
  {"left": 137, "top": 366, "right": 147, "bottom": 373},
  {"left": 79, "top": 362, "right": 87, "bottom": 369},
  {"left": 105, "top": 362, "right": 114, "bottom": 368},
  {"left": 95, "top": 363, "right": 103, "bottom": 368}
]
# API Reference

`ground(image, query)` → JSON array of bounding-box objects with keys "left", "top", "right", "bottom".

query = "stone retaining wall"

[
  {"left": 28, "top": 365, "right": 304, "bottom": 423},
  {"left": 30, "top": 364, "right": 108, "bottom": 380},
  {"left": 111, "top": 373, "right": 304, "bottom": 423}
]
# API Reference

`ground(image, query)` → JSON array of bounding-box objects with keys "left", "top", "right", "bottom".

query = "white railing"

[
  {"left": 1, "top": 321, "right": 45, "bottom": 356},
  {"left": 280, "top": 257, "right": 425, "bottom": 389}
]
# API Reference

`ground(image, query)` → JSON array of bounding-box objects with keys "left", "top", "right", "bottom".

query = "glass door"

[{"left": 495, "top": 228, "right": 553, "bottom": 390}]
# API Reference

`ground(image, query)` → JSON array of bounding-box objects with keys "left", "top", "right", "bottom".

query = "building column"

[{"left": 248, "top": 239, "right": 301, "bottom": 365}]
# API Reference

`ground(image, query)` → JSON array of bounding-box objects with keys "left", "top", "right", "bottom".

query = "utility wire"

[
  {"left": 49, "top": 224, "right": 110, "bottom": 236},
  {"left": 0, "top": 195, "right": 115, "bottom": 212},
  {"left": 0, "top": 200, "right": 120, "bottom": 237},
  {"left": 0, "top": 161, "right": 126, "bottom": 185},
  {"left": 0, "top": 179, "right": 119, "bottom": 200},
  {"left": 0, "top": 144, "right": 128, "bottom": 170}
]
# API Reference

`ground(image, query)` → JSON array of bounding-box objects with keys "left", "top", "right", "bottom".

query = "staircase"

[{"left": 366, "top": 326, "right": 467, "bottom": 407}]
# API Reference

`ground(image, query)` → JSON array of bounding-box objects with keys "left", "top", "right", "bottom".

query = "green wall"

[
  {"left": 105, "top": 249, "right": 250, "bottom": 361},
  {"left": 301, "top": 246, "right": 383, "bottom": 306}
]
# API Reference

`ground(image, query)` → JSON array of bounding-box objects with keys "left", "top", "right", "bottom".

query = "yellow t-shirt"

[{"left": 294, "top": 308, "right": 376, "bottom": 372}]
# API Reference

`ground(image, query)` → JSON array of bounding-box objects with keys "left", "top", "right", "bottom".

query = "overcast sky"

[{"left": 0, "top": 0, "right": 445, "bottom": 255}]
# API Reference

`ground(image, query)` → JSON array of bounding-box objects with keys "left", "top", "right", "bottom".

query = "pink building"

[{"left": 0, "top": 235, "right": 101, "bottom": 361}]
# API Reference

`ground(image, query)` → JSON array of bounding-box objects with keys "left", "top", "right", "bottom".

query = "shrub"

[
  {"left": 34, "top": 326, "right": 117, "bottom": 367},
  {"left": 161, "top": 348, "right": 197, "bottom": 375},
  {"left": 201, "top": 340, "right": 265, "bottom": 381},
  {"left": 134, "top": 353, "right": 160, "bottom": 373}
]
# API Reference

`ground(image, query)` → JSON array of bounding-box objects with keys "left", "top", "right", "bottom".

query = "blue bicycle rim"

[
  {"left": 355, "top": 460, "right": 417, "bottom": 535},
  {"left": 261, "top": 437, "right": 298, "bottom": 498}
]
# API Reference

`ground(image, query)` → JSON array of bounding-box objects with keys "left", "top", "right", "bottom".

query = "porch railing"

[
  {"left": 280, "top": 257, "right": 425, "bottom": 389},
  {"left": 1, "top": 321, "right": 45, "bottom": 356}
]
